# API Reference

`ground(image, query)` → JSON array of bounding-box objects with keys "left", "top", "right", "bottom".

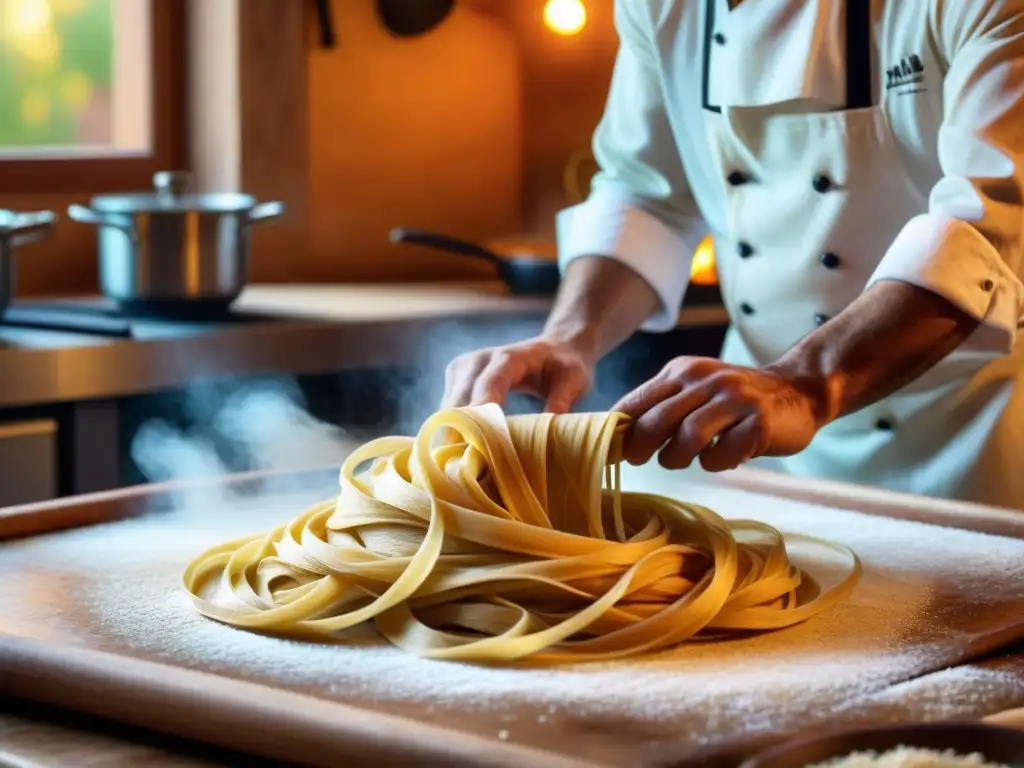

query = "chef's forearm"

[
  {"left": 543, "top": 256, "right": 661, "bottom": 362},
  {"left": 766, "top": 281, "right": 980, "bottom": 425}
]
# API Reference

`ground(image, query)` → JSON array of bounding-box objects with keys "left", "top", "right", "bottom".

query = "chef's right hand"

[{"left": 442, "top": 337, "right": 594, "bottom": 414}]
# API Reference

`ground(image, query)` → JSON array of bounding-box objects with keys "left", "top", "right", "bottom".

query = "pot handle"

[
  {"left": 246, "top": 201, "right": 286, "bottom": 226},
  {"left": 8, "top": 210, "right": 57, "bottom": 246},
  {"left": 68, "top": 204, "right": 137, "bottom": 243}
]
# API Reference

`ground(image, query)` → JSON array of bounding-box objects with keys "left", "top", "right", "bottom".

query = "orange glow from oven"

[{"left": 690, "top": 234, "right": 718, "bottom": 285}]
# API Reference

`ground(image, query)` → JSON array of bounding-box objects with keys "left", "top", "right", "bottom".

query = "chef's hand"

[
  {"left": 612, "top": 357, "right": 825, "bottom": 472},
  {"left": 442, "top": 336, "right": 594, "bottom": 413}
]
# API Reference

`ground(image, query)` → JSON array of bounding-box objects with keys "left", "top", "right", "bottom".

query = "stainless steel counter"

[
  {"left": 0, "top": 284, "right": 728, "bottom": 503},
  {"left": 0, "top": 284, "right": 729, "bottom": 410}
]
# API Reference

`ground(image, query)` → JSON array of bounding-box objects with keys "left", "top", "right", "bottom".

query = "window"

[
  {"left": 0, "top": 0, "right": 185, "bottom": 193},
  {"left": 0, "top": 0, "right": 150, "bottom": 157}
]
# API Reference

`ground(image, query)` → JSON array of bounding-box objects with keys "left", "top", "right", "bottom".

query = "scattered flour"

[
  {"left": 851, "top": 666, "right": 1024, "bottom": 725},
  {"left": 2, "top": 465, "right": 1024, "bottom": 764},
  {"left": 810, "top": 747, "right": 1009, "bottom": 768}
]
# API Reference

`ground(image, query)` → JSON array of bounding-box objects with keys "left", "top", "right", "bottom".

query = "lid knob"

[{"left": 153, "top": 171, "right": 191, "bottom": 201}]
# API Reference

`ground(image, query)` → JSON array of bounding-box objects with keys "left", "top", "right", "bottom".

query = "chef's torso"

[
  {"left": 651, "top": 0, "right": 942, "bottom": 350},
  {"left": 627, "top": 0, "right": 1024, "bottom": 507}
]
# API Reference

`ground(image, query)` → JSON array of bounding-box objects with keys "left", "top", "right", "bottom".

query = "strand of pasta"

[{"left": 182, "top": 405, "right": 860, "bottom": 662}]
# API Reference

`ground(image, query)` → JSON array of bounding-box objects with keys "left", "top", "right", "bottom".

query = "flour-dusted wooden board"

[{"left": 2, "top": 466, "right": 1024, "bottom": 766}]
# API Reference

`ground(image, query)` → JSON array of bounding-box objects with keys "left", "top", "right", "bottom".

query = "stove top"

[{"left": 0, "top": 298, "right": 293, "bottom": 346}]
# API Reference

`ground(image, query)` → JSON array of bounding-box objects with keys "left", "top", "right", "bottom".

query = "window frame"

[{"left": 0, "top": 0, "right": 188, "bottom": 195}]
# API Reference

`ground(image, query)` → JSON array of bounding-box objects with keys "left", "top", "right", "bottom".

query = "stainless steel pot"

[
  {"left": 68, "top": 171, "right": 285, "bottom": 314},
  {"left": 0, "top": 209, "right": 58, "bottom": 314}
]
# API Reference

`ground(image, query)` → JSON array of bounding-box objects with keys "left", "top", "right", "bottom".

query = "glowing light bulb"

[{"left": 544, "top": 0, "right": 586, "bottom": 36}]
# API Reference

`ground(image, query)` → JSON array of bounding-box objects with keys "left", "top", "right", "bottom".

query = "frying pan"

[
  {"left": 377, "top": 0, "right": 454, "bottom": 36},
  {"left": 389, "top": 227, "right": 561, "bottom": 296},
  {"left": 313, "top": 0, "right": 453, "bottom": 48},
  {"left": 740, "top": 722, "right": 1024, "bottom": 767}
]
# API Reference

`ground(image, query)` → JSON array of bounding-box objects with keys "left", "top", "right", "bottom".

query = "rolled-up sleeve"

[
  {"left": 555, "top": 0, "right": 707, "bottom": 332},
  {"left": 867, "top": 0, "right": 1024, "bottom": 352}
]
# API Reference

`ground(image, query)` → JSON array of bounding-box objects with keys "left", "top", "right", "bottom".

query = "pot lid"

[{"left": 89, "top": 171, "right": 258, "bottom": 214}]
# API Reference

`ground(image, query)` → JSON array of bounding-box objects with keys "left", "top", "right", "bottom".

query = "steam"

[
  {"left": 132, "top": 421, "right": 228, "bottom": 482},
  {"left": 214, "top": 385, "right": 347, "bottom": 472},
  {"left": 128, "top": 313, "right": 650, "bottom": 513},
  {"left": 130, "top": 377, "right": 355, "bottom": 510}
]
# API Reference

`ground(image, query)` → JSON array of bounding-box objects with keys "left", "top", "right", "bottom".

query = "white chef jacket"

[{"left": 556, "top": 0, "right": 1024, "bottom": 508}]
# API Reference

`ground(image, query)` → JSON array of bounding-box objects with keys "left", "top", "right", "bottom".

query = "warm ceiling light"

[{"left": 544, "top": 0, "right": 586, "bottom": 36}]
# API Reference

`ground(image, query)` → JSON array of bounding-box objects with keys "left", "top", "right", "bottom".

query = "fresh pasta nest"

[{"left": 183, "top": 405, "right": 860, "bottom": 662}]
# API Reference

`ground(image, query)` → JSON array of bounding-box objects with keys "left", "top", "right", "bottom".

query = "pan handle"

[{"left": 388, "top": 227, "right": 503, "bottom": 267}]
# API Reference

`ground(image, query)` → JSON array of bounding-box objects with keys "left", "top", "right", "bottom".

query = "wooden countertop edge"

[
  {"left": 0, "top": 637, "right": 597, "bottom": 768},
  {"left": 26, "top": 286, "right": 727, "bottom": 329},
  {"left": 234, "top": 284, "right": 729, "bottom": 328}
]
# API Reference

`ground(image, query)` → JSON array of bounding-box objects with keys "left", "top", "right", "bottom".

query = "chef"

[{"left": 443, "top": 0, "right": 1024, "bottom": 509}]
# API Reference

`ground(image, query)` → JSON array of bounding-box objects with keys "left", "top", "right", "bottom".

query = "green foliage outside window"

[{"left": 0, "top": 0, "right": 114, "bottom": 148}]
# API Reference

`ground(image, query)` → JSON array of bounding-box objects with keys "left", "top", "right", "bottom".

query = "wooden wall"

[
  {"left": 6, "top": 0, "right": 619, "bottom": 294},
  {"left": 499, "top": 0, "right": 617, "bottom": 233},
  {"left": 304, "top": 1, "right": 522, "bottom": 282},
  {"left": 301, "top": 0, "right": 617, "bottom": 281}
]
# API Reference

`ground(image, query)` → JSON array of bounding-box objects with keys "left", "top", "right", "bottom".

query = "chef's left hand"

[{"left": 612, "top": 357, "right": 826, "bottom": 472}]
